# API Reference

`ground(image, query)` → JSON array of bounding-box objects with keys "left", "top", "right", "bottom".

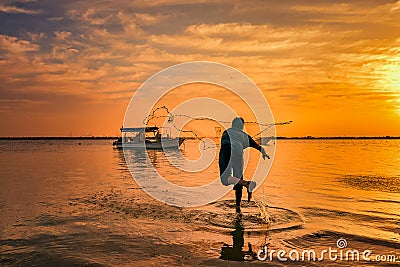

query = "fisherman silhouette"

[{"left": 219, "top": 117, "right": 269, "bottom": 213}]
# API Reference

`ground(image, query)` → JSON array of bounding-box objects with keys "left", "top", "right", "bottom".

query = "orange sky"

[{"left": 0, "top": 0, "right": 399, "bottom": 137}]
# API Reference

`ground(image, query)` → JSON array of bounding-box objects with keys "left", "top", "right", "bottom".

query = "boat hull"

[{"left": 113, "top": 138, "right": 184, "bottom": 149}]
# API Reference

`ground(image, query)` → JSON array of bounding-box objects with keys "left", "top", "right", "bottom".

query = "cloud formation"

[
  {"left": 0, "top": 0, "right": 399, "bottom": 136},
  {"left": 0, "top": 1, "right": 40, "bottom": 15}
]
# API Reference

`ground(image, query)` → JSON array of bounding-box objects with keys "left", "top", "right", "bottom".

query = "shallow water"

[{"left": 0, "top": 139, "right": 399, "bottom": 266}]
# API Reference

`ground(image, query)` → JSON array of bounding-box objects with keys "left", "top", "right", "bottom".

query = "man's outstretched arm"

[{"left": 247, "top": 135, "right": 270, "bottom": 159}]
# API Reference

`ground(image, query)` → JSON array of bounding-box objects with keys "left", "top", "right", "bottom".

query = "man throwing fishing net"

[{"left": 219, "top": 117, "right": 269, "bottom": 213}]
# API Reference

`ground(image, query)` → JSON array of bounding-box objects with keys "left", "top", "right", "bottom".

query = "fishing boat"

[{"left": 113, "top": 126, "right": 184, "bottom": 149}]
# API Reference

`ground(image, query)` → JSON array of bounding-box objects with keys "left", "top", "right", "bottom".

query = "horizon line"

[{"left": 1, "top": 136, "right": 400, "bottom": 140}]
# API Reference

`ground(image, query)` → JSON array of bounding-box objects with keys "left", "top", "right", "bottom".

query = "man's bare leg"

[
  {"left": 227, "top": 176, "right": 251, "bottom": 188},
  {"left": 235, "top": 187, "right": 243, "bottom": 213},
  {"left": 227, "top": 176, "right": 257, "bottom": 212}
]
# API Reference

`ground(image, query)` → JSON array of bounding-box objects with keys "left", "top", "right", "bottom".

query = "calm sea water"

[{"left": 0, "top": 139, "right": 399, "bottom": 265}]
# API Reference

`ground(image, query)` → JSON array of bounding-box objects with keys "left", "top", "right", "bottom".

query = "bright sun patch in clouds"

[
  {"left": 380, "top": 62, "right": 400, "bottom": 113},
  {"left": 381, "top": 63, "right": 400, "bottom": 91},
  {"left": 374, "top": 52, "right": 400, "bottom": 93}
]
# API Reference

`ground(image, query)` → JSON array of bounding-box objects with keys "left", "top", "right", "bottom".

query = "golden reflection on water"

[
  {"left": 0, "top": 139, "right": 399, "bottom": 255},
  {"left": 119, "top": 138, "right": 400, "bottom": 242}
]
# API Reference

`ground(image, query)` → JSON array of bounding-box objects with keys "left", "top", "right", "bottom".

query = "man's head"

[{"left": 232, "top": 117, "right": 245, "bottom": 130}]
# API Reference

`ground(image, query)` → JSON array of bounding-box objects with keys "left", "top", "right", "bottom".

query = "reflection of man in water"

[
  {"left": 219, "top": 117, "right": 269, "bottom": 213},
  {"left": 220, "top": 216, "right": 256, "bottom": 261}
]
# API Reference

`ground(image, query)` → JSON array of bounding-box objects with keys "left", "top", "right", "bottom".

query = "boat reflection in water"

[{"left": 113, "top": 126, "right": 184, "bottom": 149}]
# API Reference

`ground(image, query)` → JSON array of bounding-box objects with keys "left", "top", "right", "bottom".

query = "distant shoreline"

[
  {"left": 0, "top": 136, "right": 118, "bottom": 140},
  {"left": 1, "top": 136, "right": 399, "bottom": 140},
  {"left": 275, "top": 136, "right": 400, "bottom": 140}
]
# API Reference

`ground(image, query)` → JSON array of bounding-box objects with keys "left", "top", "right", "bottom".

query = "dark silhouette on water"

[
  {"left": 220, "top": 216, "right": 257, "bottom": 261},
  {"left": 218, "top": 117, "right": 269, "bottom": 213}
]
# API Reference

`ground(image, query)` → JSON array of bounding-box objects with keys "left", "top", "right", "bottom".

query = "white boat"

[{"left": 113, "top": 126, "right": 184, "bottom": 149}]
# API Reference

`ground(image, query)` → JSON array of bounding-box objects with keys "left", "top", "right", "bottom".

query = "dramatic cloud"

[
  {"left": 0, "top": 1, "right": 40, "bottom": 15},
  {"left": 0, "top": 34, "right": 39, "bottom": 53}
]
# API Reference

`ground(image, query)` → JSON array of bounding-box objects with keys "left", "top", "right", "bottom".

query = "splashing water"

[{"left": 253, "top": 187, "right": 271, "bottom": 225}]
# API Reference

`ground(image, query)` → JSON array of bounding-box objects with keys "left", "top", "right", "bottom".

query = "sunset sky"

[{"left": 1, "top": 0, "right": 400, "bottom": 137}]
